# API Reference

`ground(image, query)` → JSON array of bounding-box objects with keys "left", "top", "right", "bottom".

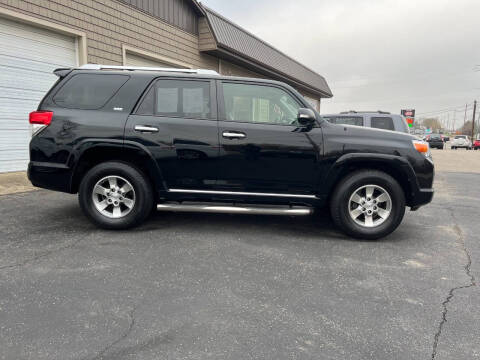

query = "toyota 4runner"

[{"left": 28, "top": 65, "right": 434, "bottom": 239}]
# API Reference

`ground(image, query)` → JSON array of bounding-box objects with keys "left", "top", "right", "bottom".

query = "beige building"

[{"left": 0, "top": 0, "right": 332, "bottom": 173}]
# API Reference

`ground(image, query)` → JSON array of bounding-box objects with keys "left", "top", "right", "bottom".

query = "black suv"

[{"left": 28, "top": 65, "right": 434, "bottom": 239}]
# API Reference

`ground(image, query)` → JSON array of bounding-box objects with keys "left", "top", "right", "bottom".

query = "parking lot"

[{"left": 0, "top": 149, "right": 479, "bottom": 360}]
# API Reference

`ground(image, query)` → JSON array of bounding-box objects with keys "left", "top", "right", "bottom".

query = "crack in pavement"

[
  {"left": 0, "top": 234, "right": 89, "bottom": 271},
  {"left": 87, "top": 307, "right": 136, "bottom": 360},
  {"left": 431, "top": 210, "right": 476, "bottom": 360}
]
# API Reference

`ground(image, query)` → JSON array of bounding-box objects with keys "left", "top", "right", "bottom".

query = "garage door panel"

[
  {"left": 0, "top": 17, "right": 77, "bottom": 173},
  {"left": 0, "top": 54, "right": 69, "bottom": 76},
  {"left": 0, "top": 19, "right": 76, "bottom": 50},
  {"left": 0, "top": 67, "right": 57, "bottom": 93},
  {"left": 125, "top": 52, "right": 176, "bottom": 68},
  {"left": 0, "top": 98, "right": 43, "bottom": 119},
  {"left": 0, "top": 39, "right": 76, "bottom": 66},
  {"left": 0, "top": 129, "right": 30, "bottom": 149},
  {"left": 0, "top": 159, "right": 29, "bottom": 173}
]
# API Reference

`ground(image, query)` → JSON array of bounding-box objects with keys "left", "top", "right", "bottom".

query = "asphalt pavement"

[{"left": 0, "top": 171, "right": 479, "bottom": 360}]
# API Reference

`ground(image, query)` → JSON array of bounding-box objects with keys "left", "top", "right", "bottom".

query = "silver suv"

[{"left": 322, "top": 111, "right": 410, "bottom": 134}]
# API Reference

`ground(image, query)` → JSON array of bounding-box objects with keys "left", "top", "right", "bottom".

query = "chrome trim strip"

[
  {"left": 157, "top": 204, "right": 313, "bottom": 216},
  {"left": 168, "top": 189, "right": 317, "bottom": 199}
]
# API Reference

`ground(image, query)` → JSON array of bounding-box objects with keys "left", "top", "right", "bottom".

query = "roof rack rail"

[
  {"left": 78, "top": 64, "right": 219, "bottom": 76},
  {"left": 340, "top": 110, "right": 391, "bottom": 114}
]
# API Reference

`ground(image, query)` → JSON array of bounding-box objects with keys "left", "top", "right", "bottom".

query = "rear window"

[
  {"left": 323, "top": 116, "right": 363, "bottom": 126},
  {"left": 53, "top": 74, "right": 129, "bottom": 110},
  {"left": 455, "top": 136, "right": 466, "bottom": 139},
  {"left": 371, "top": 117, "right": 395, "bottom": 131}
]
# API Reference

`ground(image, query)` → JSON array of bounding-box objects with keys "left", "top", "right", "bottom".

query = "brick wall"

[{"left": 0, "top": 0, "right": 218, "bottom": 69}]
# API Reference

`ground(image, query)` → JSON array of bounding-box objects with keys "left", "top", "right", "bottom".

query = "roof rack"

[
  {"left": 78, "top": 64, "right": 219, "bottom": 76},
  {"left": 340, "top": 110, "right": 391, "bottom": 114}
]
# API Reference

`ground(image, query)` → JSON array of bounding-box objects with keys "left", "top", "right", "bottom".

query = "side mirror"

[{"left": 297, "top": 108, "right": 316, "bottom": 126}]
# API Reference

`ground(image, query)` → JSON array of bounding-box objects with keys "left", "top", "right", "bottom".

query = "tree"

[
  {"left": 456, "top": 120, "right": 473, "bottom": 136},
  {"left": 420, "top": 117, "right": 442, "bottom": 132}
]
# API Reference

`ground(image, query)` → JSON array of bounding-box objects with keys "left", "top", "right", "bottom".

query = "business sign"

[{"left": 401, "top": 109, "right": 416, "bottom": 128}]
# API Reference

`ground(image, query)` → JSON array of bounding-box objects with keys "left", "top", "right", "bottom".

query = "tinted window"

[
  {"left": 136, "top": 86, "right": 155, "bottom": 115},
  {"left": 371, "top": 117, "right": 395, "bottom": 131},
  {"left": 430, "top": 134, "right": 442, "bottom": 139},
  {"left": 222, "top": 83, "right": 301, "bottom": 125},
  {"left": 154, "top": 80, "right": 211, "bottom": 119},
  {"left": 323, "top": 116, "right": 363, "bottom": 126},
  {"left": 53, "top": 74, "right": 129, "bottom": 109}
]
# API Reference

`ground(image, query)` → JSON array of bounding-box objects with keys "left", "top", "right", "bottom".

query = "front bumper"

[
  {"left": 410, "top": 188, "right": 434, "bottom": 210},
  {"left": 28, "top": 161, "right": 73, "bottom": 193}
]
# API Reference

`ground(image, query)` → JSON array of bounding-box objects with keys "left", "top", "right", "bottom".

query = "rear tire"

[
  {"left": 79, "top": 162, "right": 154, "bottom": 229},
  {"left": 330, "top": 170, "right": 406, "bottom": 240}
]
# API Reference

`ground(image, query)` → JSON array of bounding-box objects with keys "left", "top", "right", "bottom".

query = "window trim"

[
  {"left": 133, "top": 77, "right": 217, "bottom": 120},
  {"left": 217, "top": 80, "right": 312, "bottom": 127},
  {"left": 52, "top": 73, "right": 130, "bottom": 110}
]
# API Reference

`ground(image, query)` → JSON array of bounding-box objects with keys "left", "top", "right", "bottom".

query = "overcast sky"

[{"left": 201, "top": 0, "right": 480, "bottom": 127}]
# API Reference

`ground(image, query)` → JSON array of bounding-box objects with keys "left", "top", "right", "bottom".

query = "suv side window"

[
  {"left": 371, "top": 117, "right": 395, "bottom": 131},
  {"left": 140, "top": 79, "right": 212, "bottom": 119},
  {"left": 222, "top": 82, "right": 302, "bottom": 125},
  {"left": 53, "top": 74, "right": 129, "bottom": 110},
  {"left": 323, "top": 116, "right": 363, "bottom": 126}
]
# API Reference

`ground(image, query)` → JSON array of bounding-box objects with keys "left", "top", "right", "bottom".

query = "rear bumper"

[{"left": 27, "top": 161, "right": 73, "bottom": 193}]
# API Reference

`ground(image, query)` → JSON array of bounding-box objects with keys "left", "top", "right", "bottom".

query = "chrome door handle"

[
  {"left": 223, "top": 131, "right": 246, "bottom": 139},
  {"left": 135, "top": 125, "right": 158, "bottom": 133}
]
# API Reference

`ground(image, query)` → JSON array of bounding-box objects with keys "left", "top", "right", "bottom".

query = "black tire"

[
  {"left": 330, "top": 170, "right": 406, "bottom": 240},
  {"left": 78, "top": 161, "right": 154, "bottom": 230}
]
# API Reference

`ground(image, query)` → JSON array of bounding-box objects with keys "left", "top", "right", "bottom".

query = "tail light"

[{"left": 29, "top": 111, "right": 53, "bottom": 125}]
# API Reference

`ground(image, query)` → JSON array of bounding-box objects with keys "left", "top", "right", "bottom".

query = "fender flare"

[
  {"left": 320, "top": 153, "right": 420, "bottom": 200},
  {"left": 68, "top": 139, "right": 165, "bottom": 192}
]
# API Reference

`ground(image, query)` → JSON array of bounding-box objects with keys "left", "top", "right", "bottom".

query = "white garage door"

[
  {"left": 125, "top": 52, "right": 176, "bottom": 68},
  {"left": 0, "top": 17, "right": 77, "bottom": 173}
]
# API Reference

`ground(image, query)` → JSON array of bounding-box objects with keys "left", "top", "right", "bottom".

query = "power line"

[{"left": 416, "top": 103, "right": 474, "bottom": 116}]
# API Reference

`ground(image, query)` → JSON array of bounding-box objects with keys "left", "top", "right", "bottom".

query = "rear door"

[
  {"left": 125, "top": 77, "right": 218, "bottom": 190},
  {"left": 216, "top": 80, "right": 322, "bottom": 195}
]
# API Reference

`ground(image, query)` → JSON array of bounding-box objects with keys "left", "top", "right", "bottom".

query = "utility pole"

[
  {"left": 472, "top": 100, "right": 477, "bottom": 138},
  {"left": 453, "top": 110, "right": 457, "bottom": 133},
  {"left": 464, "top": 103, "right": 468, "bottom": 129}
]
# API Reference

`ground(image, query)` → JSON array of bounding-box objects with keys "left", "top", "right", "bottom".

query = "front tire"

[
  {"left": 330, "top": 170, "right": 406, "bottom": 240},
  {"left": 79, "top": 162, "right": 154, "bottom": 229}
]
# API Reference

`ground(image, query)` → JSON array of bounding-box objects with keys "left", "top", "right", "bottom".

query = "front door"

[
  {"left": 216, "top": 81, "right": 322, "bottom": 195},
  {"left": 125, "top": 78, "right": 218, "bottom": 190}
]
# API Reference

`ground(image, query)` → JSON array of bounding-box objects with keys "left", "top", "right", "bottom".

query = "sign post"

[{"left": 401, "top": 109, "right": 416, "bottom": 129}]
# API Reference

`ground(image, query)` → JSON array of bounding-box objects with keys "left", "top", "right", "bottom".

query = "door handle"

[
  {"left": 223, "top": 131, "right": 246, "bottom": 139},
  {"left": 135, "top": 125, "right": 159, "bottom": 133}
]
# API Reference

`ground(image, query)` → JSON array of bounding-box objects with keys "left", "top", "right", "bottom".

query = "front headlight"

[{"left": 412, "top": 140, "right": 432, "bottom": 159}]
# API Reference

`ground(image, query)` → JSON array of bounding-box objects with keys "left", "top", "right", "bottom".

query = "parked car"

[
  {"left": 322, "top": 111, "right": 410, "bottom": 134},
  {"left": 28, "top": 65, "right": 434, "bottom": 240},
  {"left": 426, "top": 134, "right": 444, "bottom": 149},
  {"left": 451, "top": 135, "right": 472, "bottom": 150},
  {"left": 474, "top": 139, "right": 480, "bottom": 150}
]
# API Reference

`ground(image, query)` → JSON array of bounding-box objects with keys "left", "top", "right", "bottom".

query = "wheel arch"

[
  {"left": 69, "top": 140, "right": 165, "bottom": 196},
  {"left": 322, "top": 153, "right": 418, "bottom": 206}
]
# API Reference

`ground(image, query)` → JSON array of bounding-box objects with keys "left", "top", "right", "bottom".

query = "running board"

[{"left": 156, "top": 203, "right": 313, "bottom": 216}]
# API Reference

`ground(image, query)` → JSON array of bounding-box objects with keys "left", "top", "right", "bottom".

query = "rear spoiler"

[{"left": 53, "top": 68, "right": 73, "bottom": 78}]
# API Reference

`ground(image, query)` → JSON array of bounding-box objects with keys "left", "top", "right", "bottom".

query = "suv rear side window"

[
  {"left": 323, "top": 116, "right": 363, "bottom": 126},
  {"left": 151, "top": 79, "right": 211, "bottom": 119},
  {"left": 53, "top": 74, "right": 129, "bottom": 110},
  {"left": 371, "top": 117, "right": 395, "bottom": 131}
]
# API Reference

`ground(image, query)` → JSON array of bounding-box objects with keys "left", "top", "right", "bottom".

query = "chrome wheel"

[
  {"left": 348, "top": 185, "right": 392, "bottom": 228},
  {"left": 92, "top": 176, "right": 136, "bottom": 219}
]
